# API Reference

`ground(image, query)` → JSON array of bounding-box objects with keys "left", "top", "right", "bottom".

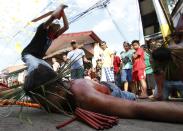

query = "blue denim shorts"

[
  {"left": 163, "top": 80, "right": 183, "bottom": 100},
  {"left": 100, "top": 82, "right": 136, "bottom": 100},
  {"left": 121, "top": 69, "right": 132, "bottom": 82}
]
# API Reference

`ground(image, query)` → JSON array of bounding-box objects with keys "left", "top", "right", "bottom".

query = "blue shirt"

[{"left": 67, "top": 48, "right": 85, "bottom": 69}]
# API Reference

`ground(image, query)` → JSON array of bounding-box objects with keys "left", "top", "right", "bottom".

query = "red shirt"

[
  {"left": 133, "top": 48, "right": 145, "bottom": 72},
  {"left": 113, "top": 56, "right": 121, "bottom": 74}
]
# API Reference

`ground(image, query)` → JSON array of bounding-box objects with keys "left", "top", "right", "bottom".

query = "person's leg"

[
  {"left": 23, "top": 54, "right": 53, "bottom": 74},
  {"left": 115, "top": 72, "right": 121, "bottom": 87},
  {"left": 121, "top": 69, "right": 128, "bottom": 91},
  {"left": 100, "top": 81, "right": 136, "bottom": 100},
  {"left": 71, "top": 69, "right": 77, "bottom": 79},
  {"left": 162, "top": 81, "right": 171, "bottom": 100},
  {"left": 148, "top": 73, "right": 157, "bottom": 97},
  {"left": 71, "top": 79, "right": 183, "bottom": 122},
  {"left": 154, "top": 73, "right": 165, "bottom": 100},
  {"left": 126, "top": 69, "right": 133, "bottom": 91},
  {"left": 23, "top": 54, "right": 41, "bottom": 74},
  {"left": 77, "top": 68, "right": 84, "bottom": 79},
  {"left": 112, "top": 87, "right": 136, "bottom": 100},
  {"left": 105, "top": 67, "right": 115, "bottom": 82},
  {"left": 163, "top": 81, "right": 183, "bottom": 100},
  {"left": 100, "top": 68, "right": 107, "bottom": 82},
  {"left": 124, "top": 82, "right": 128, "bottom": 91},
  {"left": 138, "top": 70, "right": 148, "bottom": 97},
  {"left": 139, "top": 79, "right": 148, "bottom": 97}
]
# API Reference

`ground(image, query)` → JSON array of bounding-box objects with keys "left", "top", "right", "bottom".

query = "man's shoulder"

[
  {"left": 77, "top": 48, "right": 84, "bottom": 52},
  {"left": 137, "top": 47, "right": 144, "bottom": 52},
  {"left": 37, "top": 23, "right": 46, "bottom": 30},
  {"left": 105, "top": 48, "right": 113, "bottom": 54}
]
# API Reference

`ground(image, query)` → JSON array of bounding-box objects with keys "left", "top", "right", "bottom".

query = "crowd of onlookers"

[{"left": 51, "top": 35, "right": 183, "bottom": 101}]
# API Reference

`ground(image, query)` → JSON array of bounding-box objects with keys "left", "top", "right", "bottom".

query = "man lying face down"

[{"left": 22, "top": 5, "right": 183, "bottom": 124}]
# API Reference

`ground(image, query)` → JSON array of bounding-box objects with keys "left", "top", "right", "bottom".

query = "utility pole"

[{"left": 152, "top": 0, "right": 173, "bottom": 46}]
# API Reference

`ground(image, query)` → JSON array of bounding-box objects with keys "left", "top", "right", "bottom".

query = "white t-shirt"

[
  {"left": 52, "top": 62, "right": 60, "bottom": 71},
  {"left": 67, "top": 48, "right": 85, "bottom": 69}
]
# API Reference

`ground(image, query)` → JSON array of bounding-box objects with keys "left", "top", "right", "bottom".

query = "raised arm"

[
  {"left": 43, "top": 4, "right": 68, "bottom": 31},
  {"left": 55, "top": 10, "right": 69, "bottom": 37}
]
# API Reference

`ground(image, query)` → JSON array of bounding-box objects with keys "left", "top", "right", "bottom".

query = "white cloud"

[{"left": 93, "top": 19, "right": 114, "bottom": 33}]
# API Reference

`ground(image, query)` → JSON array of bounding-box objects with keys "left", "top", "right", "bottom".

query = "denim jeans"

[
  {"left": 22, "top": 54, "right": 52, "bottom": 74},
  {"left": 163, "top": 80, "right": 183, "bottom": 100},
  {"left": 100, "top": 82, "right": 136, "bottom": 100}
]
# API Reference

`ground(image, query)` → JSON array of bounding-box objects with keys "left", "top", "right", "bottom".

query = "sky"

[{"left": 0, "top": 0, "right": 144, "bottom": 71}]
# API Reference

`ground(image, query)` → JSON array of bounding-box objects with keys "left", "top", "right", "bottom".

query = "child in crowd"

[
  {"left": 132, "top": 40, "right": 148, "bottom": 98},
  {"left": 141, "top": 45, "right": 157, "bottom": 97}
]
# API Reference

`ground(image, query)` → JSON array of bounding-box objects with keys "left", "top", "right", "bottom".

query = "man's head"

[
  {"left": 52, "top": 57, "right": 57, "bottom": 63},
  {"left": 48, "top": 23, "right": 60, "bottom": 36},
  {"left": 123, "top": 42, "right": 130, "bottom": 51},
  {"left": 70, "top": 40, "right": 78, "bottom": 49},
  {"left": 99, "top": 41, "right": 107, "bottom": 50},
  {"left": 152, "top": 47, "right": 171, "bottom": 63},
  {"left": 141, "top": 44, "right": 148, "bottom": 52},
  {"left": 62, "top": 54, "right": 67, "bottom": 62},
  {"left": 131, "top": 40, "right": 140, "bottom": 50}
]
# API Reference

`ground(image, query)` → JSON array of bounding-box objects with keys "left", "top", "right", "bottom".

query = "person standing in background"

[
  {"left": 99, "top": 41, "right": 114, "bottom": 82},
  {"left": 132, "top": 40, "right": 148, "bottom": 98},
  {"left": 52, "top": 57, "right": 60, "bottom": 72},
  {"left": 60, "top": 53, "right": 71, "bottom": 80},
  {"left": 67, "top": 40, "right": 90, "bottom": 79},
  {"left": 120, "top": 42, "right": 134, "bottom": 91},
  {"left": 141, "top": 45, "right": 157, "bottom": 97},
  {"left": 113, "top": 51, "right": 121, "bottom": 87}
]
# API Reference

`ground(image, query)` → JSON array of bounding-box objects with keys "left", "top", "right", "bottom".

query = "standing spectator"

[
  {"left": 61, "top": 54, "right": 69, "bottom": 67},
  {"left": 113, "top": 51, "right": 121, "bottom": 86},
  {"left": 99, "top": 41, "right": 114, "bottom": 82},
  {"left": 67, "top": 40, "right": 89, "bottom": 79},
  {"left": 132, "top": 40, "right": 148, "bottom": 98},
  {"left": 60, "top": 54, "right": 70, "bottom": 80},
  {"left": 52, "top": 57, "right": 60, "bottom": 72},
  {"left": 142, "top": 45, "right": 156, "bottom": 96},
  {"left": 120, "top": 42, "right": 134, "bottom": 91},
  {"left": 95, "top": 59, "right": 102, "bottom": 81}
]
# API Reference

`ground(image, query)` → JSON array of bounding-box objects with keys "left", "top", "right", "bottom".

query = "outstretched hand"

[{"left": 52, "top": 4, "right": 68, "bottom": 19}]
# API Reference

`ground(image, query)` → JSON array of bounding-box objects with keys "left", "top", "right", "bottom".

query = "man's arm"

[
  {"left": 43, "top": 4, "right": 68, "bottom": 31},
  {"left": 43, "top": 15, "right": 56, "bottom": 29},
  {"left": 132, "top": 53, "right": 139, "bottom": 59},
  {"left": 55, "top": 10, "right": 69, "bottom": 37},
  {"left": 83, "top": 56, "right": 90, "bottom": 63},
  {"left": 132, "top": 49, "right": 141, "bottom": 59}
]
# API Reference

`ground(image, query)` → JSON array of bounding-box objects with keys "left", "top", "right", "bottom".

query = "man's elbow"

[{"left": 64, "top": 24, "right": 69, "bottom": 30}]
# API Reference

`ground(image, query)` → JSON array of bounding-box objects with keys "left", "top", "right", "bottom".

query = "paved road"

[{"left": 0, "top": 102, "right": 183, "bottom": 131}]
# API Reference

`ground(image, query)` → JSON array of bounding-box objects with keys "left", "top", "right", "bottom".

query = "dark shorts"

[
  {"left": 146, "top": 73, "right": 156, "bottom": 89},
  {"left": 71, "top": 68, "right": 84, "bottom": 79}
]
